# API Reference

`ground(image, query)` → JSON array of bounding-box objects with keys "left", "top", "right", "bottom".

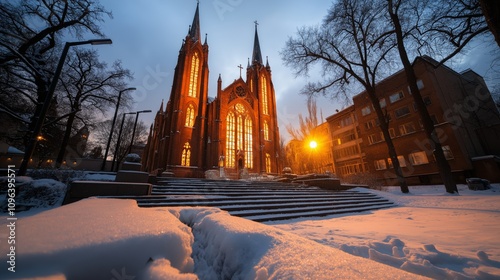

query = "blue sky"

[{"left": 95, "top": 0, "right": 498, "bottom": 141}]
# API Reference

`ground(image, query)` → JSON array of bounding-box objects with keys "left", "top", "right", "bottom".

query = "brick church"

[{"left": 142, "top": 3, "right": 281, "bottom": 177}]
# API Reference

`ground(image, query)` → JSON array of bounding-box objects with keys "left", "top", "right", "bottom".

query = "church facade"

[{"left": 142, "top": 4, "right": 281, "bottom": 177}]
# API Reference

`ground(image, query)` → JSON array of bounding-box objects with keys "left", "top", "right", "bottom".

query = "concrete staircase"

[{"left": 114, "top": 178, "right": 394, "bottom": 222}]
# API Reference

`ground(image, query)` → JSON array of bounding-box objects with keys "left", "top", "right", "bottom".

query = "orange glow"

[{"left": 309, "top": 141, "right": 318, "bottom": 149}]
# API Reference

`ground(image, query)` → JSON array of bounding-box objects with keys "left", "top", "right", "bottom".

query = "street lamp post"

[
  {"left": 18, "top": 39, "right": 112, "bottom": 176},
  {"left": 112, "top": 112, "right": 136, "bottom": 172},
  {"left": 100, "top": 87, "right": 136, "bottom": 171},
  {"left": 128, "top": 110, "right": 152, "bottom": 154},
  {"left": 309, "top": 140, "right": 318, "bottom": 174}
]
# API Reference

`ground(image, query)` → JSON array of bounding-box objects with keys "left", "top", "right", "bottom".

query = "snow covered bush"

[{"left": 0, "top": 176, "right": 66, "bottom": 211}]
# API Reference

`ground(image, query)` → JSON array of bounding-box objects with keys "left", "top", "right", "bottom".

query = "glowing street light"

[{"left": 309, "top": 140, "right": 318, "bottom": 149}]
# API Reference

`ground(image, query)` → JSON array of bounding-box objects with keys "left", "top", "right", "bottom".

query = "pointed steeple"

[
  {"left": 251, "top": 21, "right": 263, "bottom": 65},
  {"left": 189, "top": 2, "right": 201, "bottom": 42},
  {"left": 159, "top": 99, "right": 164, "bottom": 114}
]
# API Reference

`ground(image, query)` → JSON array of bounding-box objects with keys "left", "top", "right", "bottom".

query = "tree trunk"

[
  {"left": 367, "top": 86, "right": 409, "bottom": 193},
  {"left": 55, "top": 111, "right": 77, "bottom": 168},
  {"left": 388, "top": 0, "right": 458, "bottom": 194}
]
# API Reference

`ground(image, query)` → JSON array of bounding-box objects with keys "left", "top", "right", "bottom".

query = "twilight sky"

[{"left": 95, "top": 0, "right": 498, "bottom": 141}]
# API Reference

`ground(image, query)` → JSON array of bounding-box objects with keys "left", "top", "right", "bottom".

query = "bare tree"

[
  {"left": 285, "top": 98, "right": 320, "bottom": 174},
  {"left": 91, "top": 116, "right": 148, "bottom": 167},
  {"left": 54, "top": 48, "right": 132, "bottom": 167},
  {"left": 0, "top": 0, "right": 111, "bottom": 172},
  {"left": 479, "top": 0, "right": 500, "bottom": 47},
  {"left": 386, "top": 0, "right": 490, "bottom": 193},
  {"left": 282, "top": 0, "right": 409, "bottom": 192},
  {"left": 286, "top": 98, "right": 319, "bottom": 141}
]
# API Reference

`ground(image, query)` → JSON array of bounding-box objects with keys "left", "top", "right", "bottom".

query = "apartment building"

[
  {"left": 326, "top": 105, "right": 366, "bottom": 178},
  {"left": 326, "top": 56, "right": 500, "bottom": 184}
]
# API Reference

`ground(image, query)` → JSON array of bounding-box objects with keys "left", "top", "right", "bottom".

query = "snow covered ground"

[{"left": 0, "top": 179, "right": 499, "bottom": 279}]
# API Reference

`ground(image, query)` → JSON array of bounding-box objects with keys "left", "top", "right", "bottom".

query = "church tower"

[
  {"left": 143, "top": 6, "right": 281, "bottom": 177},
  {"left": 246, "top": 22, "right": 280, "bottom": 174},
  {"left": 160, "top": 2, "right": 209, "bottom": 176}
]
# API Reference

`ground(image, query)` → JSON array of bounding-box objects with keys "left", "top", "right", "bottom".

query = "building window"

[
  {"left": 336, "top": 129, "right": 356, "bottom": 144},
  {"left": 225, "top": 108, "right": 254, "bottom": 169},
  {"left": 399, "top": 122, "right": 416, "bottom": 135},
  {"left": 185, "top": 104, "right": 195, "bottom": 127},
  {"left": 398, "top": 155, "right": 407, "bottom": 167},
  {"left": 261, "top": 75, "right": 269, "bottom": 115},
  {"left": 226, "top": 112, "right": 235, "bottom": 168},
  {"left": 389, "top": 91, "right": 405, "bottom": 103},
  {"left": 389, "top": 128, "right": 396, "bottom": 138},
  {"left": 374, "top": 159, "right": 387, "bottom": 170},
  {"left": 388, "top": 156, "right": 407, "bottom": 168},
  {"left": 361, "top": 105, "right": 371, "bottom": 116},
  {"left": 181, "top": 142, "right": 191, "bottom": 166},
  {"left": 264, "top": 121, "right": 269, "bottom": 140},
  {"left": 245, "top": 116, "right": 253, "bottom": 168},
  {"left": 237, "top": 115, "right": 243, "bottom": 150},
  {"left": 442, "top": 145, "right": 454, "bottom": 160},
  {"left": 394, "top": 106, "right": 410, "bottom": 118},
  {"left": 188, "top": 52, "right": 200, "bottom": 98},
  {"left": 368, "top": 132, "right": 384, "bottom": 144},
  {"left": 340, "top": 115, "right": 355, "bottom": 127},
  {"left": 408, "top": 79, "right": 425, "bottom": 94},
  {"left": 379, "top": 98, "right": 387, "bottom": 108},
  {"left": 265, "top": 153, "right": 271, "bottom": 173},
  {"left": 409, "top": 151, "right": 429, "bottom": 165},
  {"left": 365, "top": 119, "right": 375, "bottom": 130}
]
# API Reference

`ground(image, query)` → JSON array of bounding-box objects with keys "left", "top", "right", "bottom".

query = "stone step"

[
  {"left": 137, "top": 196, "right": 385, "bottom": 208},
  {"left": 104, "top": 178, "right": 394, "bottom": 222}
]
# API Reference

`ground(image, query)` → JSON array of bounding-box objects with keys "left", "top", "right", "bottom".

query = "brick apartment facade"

[{"left": 326, "top": 56, "right": 500, "bottom": 184}]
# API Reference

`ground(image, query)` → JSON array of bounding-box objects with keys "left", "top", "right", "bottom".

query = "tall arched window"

[
  {"left": 245, "top": 116, "right": 253, "bottom": 169},
  {"left": 265, "top": 153, "right": 271, "bottom": 173},
  {"left": 237, "top": 115, "right": 243, "bottom": 150},
  {"left": 181, "top": 142, "right": 191, "bottom": 166},
  {"left": 226, "top": 112, "right": 235, "bottom": 168},
  {"left": 188, "top": 52, "right": 200, "bottom": 97},
  {"left": 185, "top": 104, "right": 195, "bottom": 127},
  {"left": 225, "top": 104, "right": 253, "bottom": 169},
  {"left": 261, "top": 75, "right": 269, "bottom": 115},
  {"left": 263, "top": 121, "right": 269, "bottom": 140}
]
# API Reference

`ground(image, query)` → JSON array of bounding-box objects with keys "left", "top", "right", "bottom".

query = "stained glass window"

[
  {"left": 185, "top": 104, "right": 195, "bottom": 127},
  {"left": 181, "top": 142, "right": 191, "bottom": 166},
  {"left": 261, "top": 75, "right": 268, "bottom": 115},
  {"left": 188, "top": 53, "right": 200, "bottom": 97}
]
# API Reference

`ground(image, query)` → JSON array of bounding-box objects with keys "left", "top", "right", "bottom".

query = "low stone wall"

[{"left": 63, "top": 180, "right": 151, "bottom": 205}]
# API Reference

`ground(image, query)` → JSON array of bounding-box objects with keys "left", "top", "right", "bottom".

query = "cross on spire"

[
  {"left": 254, "top": 20, "right": 258, "bottom": 27},
  {"left": 238, "top": 64, "right": 243, "bottom": 77}
]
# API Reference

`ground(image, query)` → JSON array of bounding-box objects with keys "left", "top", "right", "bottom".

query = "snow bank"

[
  {"left": 272, "top": 184, "right": 500, "bottom": 279},
  {"left": 174, "top": 208, "right": 428, "bottom": 279},
  {"left": 0, "top": 198, "right": 197, "bottom": 279},
  {"left": 0, "top": 198, "right": 427, "bottom": 279}
]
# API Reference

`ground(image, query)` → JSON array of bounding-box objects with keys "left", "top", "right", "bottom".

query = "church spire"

[
  {"left": 251, "top": 21, "right": 263, "bottom": 65},
  {"left": 189, "top": 2, "right": 201, "bottom": 42}
]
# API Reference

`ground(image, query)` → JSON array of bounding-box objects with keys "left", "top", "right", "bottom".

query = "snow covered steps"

[{"left": 118, "top": 178, "right": 395, "bottom": 222}]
